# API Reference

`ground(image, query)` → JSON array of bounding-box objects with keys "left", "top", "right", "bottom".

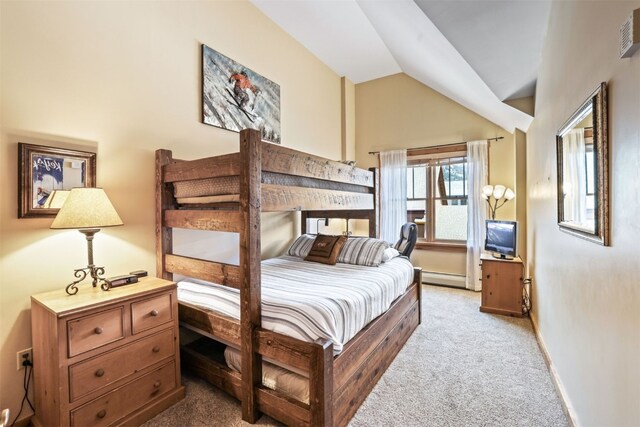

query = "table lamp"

[{"left": 50, "top": 188, "right": 123, "bottom": 295}]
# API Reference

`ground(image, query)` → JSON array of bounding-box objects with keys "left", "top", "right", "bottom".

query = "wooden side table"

[
  {"left": 479, "top": 254, "right": 524, "bottom": 317},
  {"left": 31, "top": 277, "right": 185, "bottom": 427}
]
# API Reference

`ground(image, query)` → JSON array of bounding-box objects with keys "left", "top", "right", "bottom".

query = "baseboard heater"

[{"left": 422, "top": 271, "right": 466, "bottom": 288}]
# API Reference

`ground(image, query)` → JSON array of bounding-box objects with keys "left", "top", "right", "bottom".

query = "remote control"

[{"left": 130, "top": 270, "right": 148, "bottom": 278}]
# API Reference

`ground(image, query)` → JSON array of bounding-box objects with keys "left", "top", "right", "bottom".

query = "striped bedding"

[{"left": 178, "top": 255, "right": 414, "bottom": 355}]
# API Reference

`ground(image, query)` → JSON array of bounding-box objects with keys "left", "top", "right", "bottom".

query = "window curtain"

[
  {"left": 380, "top": 149, "right": 407, "bottom": 244},
  {"left": 563, "top": 129, "right": 587, "bottom": 225},
  {"left": 466, "top": 140, "right": 488, "bottom": 291}
]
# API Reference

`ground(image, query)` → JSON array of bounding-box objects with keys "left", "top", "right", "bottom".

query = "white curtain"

[
  {"left": 563, "top": 129, "right": 587, "bottom": 225},
  {"left": 380, "top": 150, "right": 407, "bottom": 244},
  {"left": 466, "top": 140, "right": 488, "bottom": 291}
]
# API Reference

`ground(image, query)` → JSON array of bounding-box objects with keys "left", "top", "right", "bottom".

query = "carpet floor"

[{"left": 143, "top": 285, "right": 568, "bottom": 427}]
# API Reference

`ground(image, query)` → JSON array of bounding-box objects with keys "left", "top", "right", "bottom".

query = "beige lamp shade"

[{"left": 51, "top": 188, "right": 123, "bottom": 229}]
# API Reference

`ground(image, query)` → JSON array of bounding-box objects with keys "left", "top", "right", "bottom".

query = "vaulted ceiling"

[{"left": 250, "top": 0, "right": 551, "bottom": 133}]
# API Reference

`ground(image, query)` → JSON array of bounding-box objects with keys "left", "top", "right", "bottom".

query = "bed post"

[
  {"left": 367, "top": 209, "right": 377, "bottom": 238},
  {"left": 301, "top": 211, "right": 309, "bottom": 235},
  {"left": 156, "top": 149, "right": 174, "bottom": 280},
  {"left": 414, "top": 267, "right": 423, "bottom": 324},
  {"left": 239, "top": 129, "right": 263, "bottom": 423},
  {"left": 310, "top": 339, "right": 334, "bottom": 426}
]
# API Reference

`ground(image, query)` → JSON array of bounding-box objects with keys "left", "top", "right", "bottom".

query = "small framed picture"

[{"left": 18, "top": 143, "right": 96, "bottom": 218}]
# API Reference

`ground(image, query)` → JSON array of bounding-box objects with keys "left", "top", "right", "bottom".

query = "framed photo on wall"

[
  {"left": 202, "top": 44, "right": 281, "bottom": 144},
  {"left": 18, "top": 143, "right": 96, "bottom": 218}
]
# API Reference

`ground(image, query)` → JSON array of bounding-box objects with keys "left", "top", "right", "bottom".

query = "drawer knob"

[
  {"left": 150, "top": 309, "right": 159, "bottom": 317},
  {"left": 486, "top": 275, "right": 491, "bottom": 279},
  {"left": 97, "top": 409, "right": 107, "bottom": 419},
  {"left": 94, "top": 327, "right": 103, "bottom": 335},
  {"left": 153, "top": 380, "right": 161, "bottom": 388},
  {"left": 152, "top": 345, "right": 161, "bottom": 353},
  {"left": 95, "top": 368, "right": 105, "bottom": 377}
]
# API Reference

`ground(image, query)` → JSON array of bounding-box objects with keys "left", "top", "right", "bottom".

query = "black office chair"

[{"left": 394, "top": 223, "right": 418, "bottom": 258}]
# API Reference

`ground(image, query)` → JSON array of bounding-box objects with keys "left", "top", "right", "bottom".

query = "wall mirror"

[{"left": 556, "top": 82, "right": 609, "bottom": 245}]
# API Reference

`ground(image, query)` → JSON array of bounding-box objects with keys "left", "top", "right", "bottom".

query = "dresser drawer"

[
  {"left": 69, "top": 328, "right": 175, "bottom": 401},
  {"left": 131, "top": 293, "right": 172, "bottom": 334},
  {"left": 67, "top": 307, "right": 125, "bottom": 357},
  {"left": 70, "top": 360, "right": 176, "bottom": 427}
]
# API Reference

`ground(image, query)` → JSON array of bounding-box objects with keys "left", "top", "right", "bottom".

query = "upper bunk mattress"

[{"left": 178, "top": 255, "right": 414, "bottom": 355}]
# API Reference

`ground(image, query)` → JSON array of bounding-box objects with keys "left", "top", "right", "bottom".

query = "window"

[
  {"left": 585, "top": 139, "right": 595, "bottom": 221},
  {"left": 407, "top": 151, "right": 468, "bottom": 245}
]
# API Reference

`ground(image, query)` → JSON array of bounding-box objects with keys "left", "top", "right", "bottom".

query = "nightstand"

[
  {"left": 479, "top": 254, "right": 524, "bottom": 317},
  {"left": 31, "top": 277, "right": 185, "bottom": 427}
]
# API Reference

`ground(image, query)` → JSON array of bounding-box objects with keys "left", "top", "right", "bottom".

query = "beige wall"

[
  {"left": 515, "top": 129, "right": 527, "bottom": 261},
  {"left": 341, "top": 77, "right": 356, "bottom": 161},
  {"left": 0, "top": 0, "right": 343, "bottom": 419},
  {"left": 505, "top": 96, "right": 535, "bottom": 116},
  {"left": 527, "top": 1, "right": 640, "bottom": 425},
  {"left": 355, "top": 73, "right": 522, "bottom": 275}
]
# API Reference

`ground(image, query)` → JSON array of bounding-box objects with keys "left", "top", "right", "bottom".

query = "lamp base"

[
  {"left": 66, "top": 265, "right": 110, "bottom": 295},
  {"left": 65, "top": 228, "right": 111, "bottom": 295}
]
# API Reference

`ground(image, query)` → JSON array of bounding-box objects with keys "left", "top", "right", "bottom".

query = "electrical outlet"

[{"left": 16, "top": 348, "right": 32, "bottom": 371}]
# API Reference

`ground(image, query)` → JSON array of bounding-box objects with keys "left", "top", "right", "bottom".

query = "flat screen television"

[{"left": 484, "top": 220, "right": 517, "bottom": 259}]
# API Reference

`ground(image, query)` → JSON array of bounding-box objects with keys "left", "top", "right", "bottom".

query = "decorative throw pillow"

[
  {"left": 287, "top": 234, "right": 316, "bottom": 257},
  {"left": 337, "top": 237, "right": 390, "bottom": 267},
  {"left": 305, "top": 235, "right": 347, "bottom": 265},
  {"left": 381, "top": 247, "right": 400, "bottom": 263}
]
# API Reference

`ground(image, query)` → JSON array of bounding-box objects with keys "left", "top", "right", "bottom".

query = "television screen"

[{"left": 485, "top": 220, "right": 517, "bottom": 257}]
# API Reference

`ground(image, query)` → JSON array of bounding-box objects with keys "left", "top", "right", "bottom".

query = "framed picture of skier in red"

[
  {"left": 202, "top": 44, "right": 281, "bottom": 144},
  {"left": 18, "top": 143, "right": 96, "bottom": 218}
]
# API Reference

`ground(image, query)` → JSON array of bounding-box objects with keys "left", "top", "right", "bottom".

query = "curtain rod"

[{"left": 367, "top": 136, "right": 504, "bottom": 155}]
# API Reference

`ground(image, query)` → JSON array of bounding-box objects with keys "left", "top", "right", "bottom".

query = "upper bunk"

[
  {"left": 156, "top": 128, "right": 376, "bottom": 216},
  {"left": 155, "top": 128, "right": 379, "bottom": 285}
]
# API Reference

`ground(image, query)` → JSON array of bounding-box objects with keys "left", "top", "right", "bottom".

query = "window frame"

[{"left": 407, "top": 146, "right": 468, "bottom": 251}]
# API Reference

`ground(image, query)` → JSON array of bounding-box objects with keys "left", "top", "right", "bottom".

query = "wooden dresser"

[
  {"left": 31, "top": 277, "right": 185, "bottom": 427},
  {"left": 479, "top": 254, "right": 524, "bottom": 317}
]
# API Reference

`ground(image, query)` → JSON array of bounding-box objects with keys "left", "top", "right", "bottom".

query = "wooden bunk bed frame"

[{"left": 155, "top": 129, "right": 422, "bottom": 426}]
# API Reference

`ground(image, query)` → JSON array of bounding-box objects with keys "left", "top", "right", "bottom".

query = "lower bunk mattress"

[
  {"left": 225, "top": 345, "right": 310, "bottom": 404},
  {"left": 178, "top": 255, "right": 414, "bottom": 355}
]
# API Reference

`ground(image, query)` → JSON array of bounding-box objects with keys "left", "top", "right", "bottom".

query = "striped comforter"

[{"left": 178, "top": 256, "right": 414, "bottom": 355}]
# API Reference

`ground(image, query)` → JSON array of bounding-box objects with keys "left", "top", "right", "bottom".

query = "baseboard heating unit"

[{"left": 422, "top": 271, "right": 466, "bottom": 288}]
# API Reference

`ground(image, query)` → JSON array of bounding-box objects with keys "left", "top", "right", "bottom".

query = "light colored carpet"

[{"left": 143, "top": 285, "right": 568, "bottom": 427}]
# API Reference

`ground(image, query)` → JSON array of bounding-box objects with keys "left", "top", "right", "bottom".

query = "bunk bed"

[{"left": 155, "top": 128, "right": 422, "bottom": 426}]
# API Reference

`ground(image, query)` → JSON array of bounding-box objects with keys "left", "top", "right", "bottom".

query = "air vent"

[{"left": 620, "top": 8, "right": 640, "bottom": 58}]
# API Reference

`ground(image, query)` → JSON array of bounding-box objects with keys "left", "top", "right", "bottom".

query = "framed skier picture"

[
  {"left": 202, "top": 44, "right": 281, "bottom": 144},
  {"left": 18, "top": 143, "right": 96, "bottom": 218}
]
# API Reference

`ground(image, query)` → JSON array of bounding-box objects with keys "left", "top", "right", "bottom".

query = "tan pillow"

[{"left": 304, "top": 235, "right": 347, "bottom": 265}]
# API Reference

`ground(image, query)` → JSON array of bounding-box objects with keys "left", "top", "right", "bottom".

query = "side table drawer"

[
  {"left": 69, "top": 328, "right": 175, "bottom": 401},
  {"left": 132, "top": 293, "right": 172, "bottom": 334},
  {"left": 67, "top": 307, "right": 124, "bottom": 357},
  {"left": 70, "top": 360, "right": 176, "bottom": 427}
]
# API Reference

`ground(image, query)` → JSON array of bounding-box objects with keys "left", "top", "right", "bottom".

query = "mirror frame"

[
  {"left": 556, "top": 82, "right": 609, "bottom": 245},
  {"left": 18, "top": 143, "right": 97, "bottom": 219}
]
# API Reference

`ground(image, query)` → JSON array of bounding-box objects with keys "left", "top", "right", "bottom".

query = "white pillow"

[
  {"left": 337, "top": 237, "right": 389, "bottom": 267},
  {"left": 287, "top": 234, "right": 316, "bottom": 257},
  {"left": 381, "top": 247, "right": 400, "bottom": 262}
]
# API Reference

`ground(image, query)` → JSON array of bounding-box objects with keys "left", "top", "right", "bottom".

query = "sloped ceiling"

[
  {"left": 251, "top": 0, "right": 551, "bottom": 133},
  {"left": 416, "top": 0, "right": 551, "bottom": 101}
]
